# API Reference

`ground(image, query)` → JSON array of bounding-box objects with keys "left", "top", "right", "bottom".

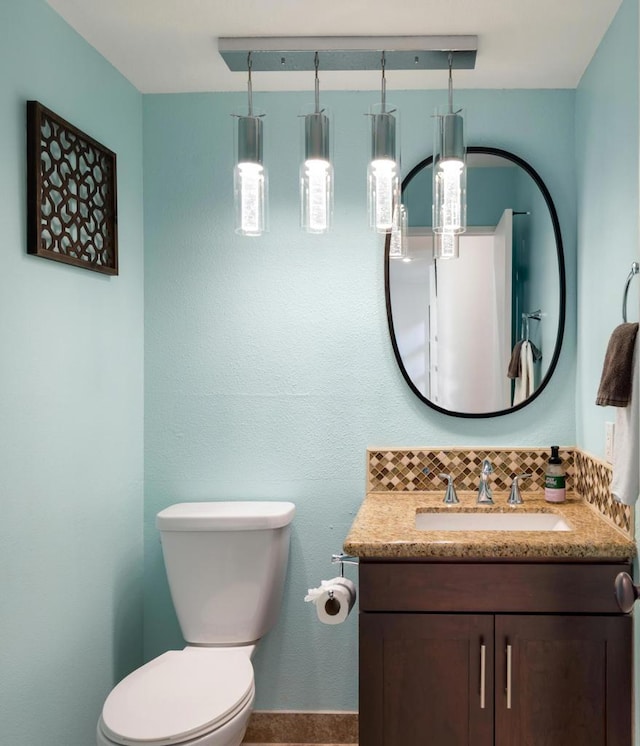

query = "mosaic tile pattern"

[
  {"left": 367, "top": 448, "right": 575, "bottom": 493},
  {"left": 574, "top": 451, "right": 632, "bottom": 535},
  {"left": 367, "top": 448, "right": 633, "bottom": 538}
]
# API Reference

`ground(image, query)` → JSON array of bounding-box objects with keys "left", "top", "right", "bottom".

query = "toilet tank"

[{"left": 156, "top": 501, "right": 295, "bottom": 645}]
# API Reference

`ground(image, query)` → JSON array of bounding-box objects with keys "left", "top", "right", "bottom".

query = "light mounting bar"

[{"left": 218, "top": 36, "right": 477, "bottom": 72}]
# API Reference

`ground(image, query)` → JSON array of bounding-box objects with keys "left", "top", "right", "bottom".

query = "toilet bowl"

[
  {"left": 97, "top": 647, "right": 255, "bottom": 746},
  {"left": 96, "top": 501, "right": 295, "bottom": 746}
]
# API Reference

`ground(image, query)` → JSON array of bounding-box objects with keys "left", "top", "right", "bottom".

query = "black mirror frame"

[{"left": 385, "top": 146, "right": 566, "bottom": 419}]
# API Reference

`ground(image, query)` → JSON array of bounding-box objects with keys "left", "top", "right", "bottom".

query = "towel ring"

[{"left": 622, "top": 262, "right": 639, "bottom": 322}]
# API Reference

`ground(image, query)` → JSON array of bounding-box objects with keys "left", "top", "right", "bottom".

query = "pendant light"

[
  {"left": 300, "top": 53, "right": 333, "bottom": 234},
  {"left": 433, "top": 230, "right": 459, "bottom": 260},
  {"left": 389, "top": 204, "right": 408, "bottom": 259},
  {"left": 368, "top": 53, "right": 400, "bottom": 233},
  {"left": 433, "top": 53, "right": 466, "bottom": 236},
  {"left": 233, "top": 53, "right": 267, "bottom": 236}
]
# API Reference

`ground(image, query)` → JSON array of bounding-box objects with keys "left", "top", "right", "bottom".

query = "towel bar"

[
  {"left": 520, "top": 309, "right": 542, "bottom": 341},
  {"left": 622, "top": 262, "right": 639, "bottom": 322}
]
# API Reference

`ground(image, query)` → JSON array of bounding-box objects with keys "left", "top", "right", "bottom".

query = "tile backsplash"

[
  {"left": 367, "top": 447, "right": 632, "bottom": 536},
  {"left": 574, "top": 450, "right": 632, "bottom": 535}
]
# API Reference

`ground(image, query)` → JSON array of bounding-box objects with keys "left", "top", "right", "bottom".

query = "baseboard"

[{"left": 244, "top": 711, "right": 358, "bottom": 744}]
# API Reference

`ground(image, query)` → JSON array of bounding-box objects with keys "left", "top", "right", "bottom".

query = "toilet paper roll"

[{"left": 306, "top": 577, "right": 356, "bottom": 625}]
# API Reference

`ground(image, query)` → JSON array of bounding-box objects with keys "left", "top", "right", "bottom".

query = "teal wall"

[
  {"left": 143, "top": 88, "right": 576, "bottom": 710},
  {"left": 576, "top": 0, "right": 639, "bottom": 459},
  {"left": 0, "top": 1, "right": 144, "bottom": 744},
  {"left": 574, "top": 0, "right": 640, "bottom": 740}
]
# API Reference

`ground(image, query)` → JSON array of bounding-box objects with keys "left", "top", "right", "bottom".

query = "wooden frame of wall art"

[{"left": 26, "top": 101, "right": 118, "bottom": 275}]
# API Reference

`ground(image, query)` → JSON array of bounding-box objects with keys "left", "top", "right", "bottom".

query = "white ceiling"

[{"left": 45, "top": 0, "right": 623, "bottom": 94}]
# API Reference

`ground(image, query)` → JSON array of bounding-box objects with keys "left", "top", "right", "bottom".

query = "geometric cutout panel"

[{"left": 27, "top": 101, "right": 118, "bottom": 275}]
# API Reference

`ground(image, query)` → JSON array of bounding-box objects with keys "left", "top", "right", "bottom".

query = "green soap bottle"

[{"left": 544, "top": 445, "right": 566, "bottom": 503}]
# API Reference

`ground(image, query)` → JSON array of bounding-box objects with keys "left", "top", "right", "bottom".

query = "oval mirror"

[{"left": 385, "top": 147, "right": 566, "bottom": 418}]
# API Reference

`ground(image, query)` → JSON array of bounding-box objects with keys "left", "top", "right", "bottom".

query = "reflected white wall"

[{"left": 390, "top": 228, "right": 512, "bottom": 412}]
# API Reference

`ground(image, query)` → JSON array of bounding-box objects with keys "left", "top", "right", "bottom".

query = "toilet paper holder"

[
  {"left": 327, "top": 553, "right": 358, "bottom": 603},
  {"left": 331, "top": 552, "right": 359, "bottom": 579},
  {"left": 304, "top": 555, "right": 358, "bottom": 620}
]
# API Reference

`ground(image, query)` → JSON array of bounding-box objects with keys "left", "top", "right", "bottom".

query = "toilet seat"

[{"left": 100, "top": 647, "right": 254, "bottom": 746}]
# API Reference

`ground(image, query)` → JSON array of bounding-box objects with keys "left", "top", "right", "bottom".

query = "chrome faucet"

[
  {"left": 438, "top": 473, "right": 460, "bottom": 505},
  {"left": 477, "top": 459, "right": 494, "bottom": 505},
  {"left": 507, "top": 473, "right": 532, "bottom": 506}
]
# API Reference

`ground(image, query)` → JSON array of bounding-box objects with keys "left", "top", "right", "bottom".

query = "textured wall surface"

[
  {"left": 143, "top": 88, "right": 576, "bottom": 710},
  {"left": 574, "top": 0, "right": 639, "bottom": 739},
  {"left": 1, "top": 0, "right": 636, "bottom": 736},
  {"left": 575, "top": 0, "right": 639, "bottom": 458},
  {"left": 0, "top": 1, "right": 144, "bottom": 744}
]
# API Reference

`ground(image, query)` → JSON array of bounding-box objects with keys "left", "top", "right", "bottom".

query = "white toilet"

[{"left": 97, "top": 500, "right": 295, "bottom": 746}]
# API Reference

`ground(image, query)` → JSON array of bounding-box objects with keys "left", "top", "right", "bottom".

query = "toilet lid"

[{"left": 101, "top": 648, "right": 254, "bottom": 745}]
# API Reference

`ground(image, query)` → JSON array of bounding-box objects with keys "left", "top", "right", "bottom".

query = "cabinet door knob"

[{"left": 615, "top": 572, "right": 639, "bottom": 613}]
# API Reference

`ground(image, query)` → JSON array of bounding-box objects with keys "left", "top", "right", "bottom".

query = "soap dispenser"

[{"left": 544, "top": 445, "right": 566, "bottom": 503}]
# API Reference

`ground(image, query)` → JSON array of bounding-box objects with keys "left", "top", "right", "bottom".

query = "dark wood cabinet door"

[
  {"left": 360, "top": 613, "right": 494, "bottom": 746},
  {"left": 495, "top": 615, "right": 632, "bottom": 746}
]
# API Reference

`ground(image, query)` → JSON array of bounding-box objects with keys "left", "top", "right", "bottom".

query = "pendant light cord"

[
  {"left": 247, "top": 51, "right": 254, "bottom": 116},
  {"left": 447, "top": 52, "right": 454, "bottom": 114},
  {"left": 314, "top": 52, "right": 320, "bottom": 113},
  {"left": 381, "top": 52, "right": 387, "bottom": 113}
]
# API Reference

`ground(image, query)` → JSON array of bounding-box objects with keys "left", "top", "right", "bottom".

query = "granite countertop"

[{"left": 343, "top": 491, "right": 636, "bottom": 560}]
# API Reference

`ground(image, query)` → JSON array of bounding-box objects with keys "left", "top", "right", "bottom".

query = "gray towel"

[
  {"left": 530, "top": 341, "right": 542, "bottom": 362},
  {"left": 596, "top": 322, "right": 639, "bottom": 406},
  {"left": 507, "top": 341, "right": 523, "bottom": 378}
]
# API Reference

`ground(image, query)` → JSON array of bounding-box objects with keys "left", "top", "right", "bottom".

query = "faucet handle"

[
  {"left": 481, "top": 458, "right": 493, "bottom": 475},
  {"left": 507, "top": 473, "right": 532, "bottom": 506},
  {"left": 438, "top": 473, "right": 460, "bottom": 505}
]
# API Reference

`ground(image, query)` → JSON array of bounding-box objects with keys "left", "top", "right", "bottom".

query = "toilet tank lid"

[{"left": 156, "top": 501, "right": 296, "bottom": 531}]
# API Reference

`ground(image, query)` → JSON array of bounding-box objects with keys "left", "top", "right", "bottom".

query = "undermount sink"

[{"left": 415, "top": 511, "right": 572, "bottom": 532}]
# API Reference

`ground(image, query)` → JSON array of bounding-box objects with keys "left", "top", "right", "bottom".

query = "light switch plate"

[{"left": 605, "top": 421, "right": 615, "bottom": 463}]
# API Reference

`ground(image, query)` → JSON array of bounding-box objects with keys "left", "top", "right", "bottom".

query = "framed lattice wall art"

[{"left": 27, "top": 101, "right": 118, "bottom": 275}]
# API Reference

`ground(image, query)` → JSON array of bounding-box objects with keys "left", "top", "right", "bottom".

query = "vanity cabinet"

[
  {"left": 358, "top": 561, "right": 633, "bottom": 746},
  {"left": 360, "top": 613, "right": 494, "bottom": 746},
  {"left": 495, "top": 615, "right": 630, "bottom": 746}
]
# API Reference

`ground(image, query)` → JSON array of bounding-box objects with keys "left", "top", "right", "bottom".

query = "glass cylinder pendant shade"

[
  {"left": 433, "top": 107, "right": 466, "bottom": 235},
  {"left": 368, "top": 104, "right": 400, "bottom": 233},
  {"left": 234, "top": 115, "right": 267, "bottom": 236},
  {"left": 389, "top": 204, "right": 408, "bottom": 259},
  {"left": 433, "top": 230, "right": 459, "bottom": 260},
  {"left": 300, "top": 109, "right": 333, "bottom": 234}
]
